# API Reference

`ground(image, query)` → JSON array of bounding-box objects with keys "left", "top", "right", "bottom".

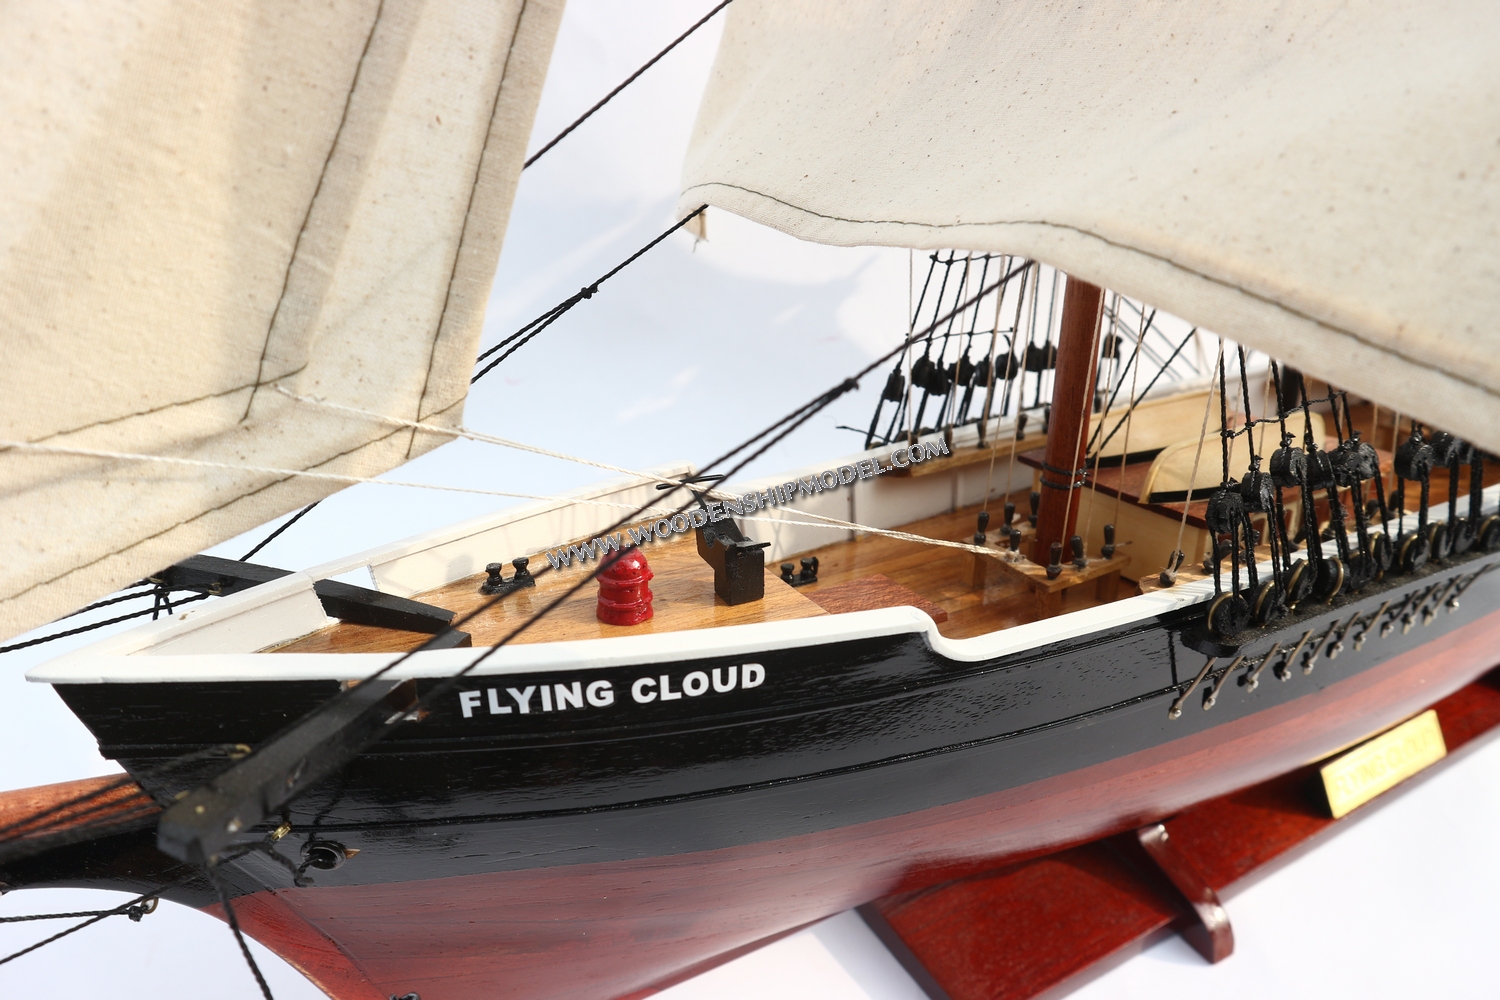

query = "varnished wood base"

[{"left": 863, "top": 672, "right": 1500, "bottom": 1000}]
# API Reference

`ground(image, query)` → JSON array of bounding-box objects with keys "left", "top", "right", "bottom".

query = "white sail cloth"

[
  {"left": 0, "top": 0, "right": 564, "bottom": 639},
  {"left": 679, "top": 1, "right": 1500, "bottom": 450}
]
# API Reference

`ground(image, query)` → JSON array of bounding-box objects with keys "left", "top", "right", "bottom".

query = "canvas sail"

[
  {"left": 679, "top": 1, "right": 1500, "bottom": 451},
  {"left": 0, "top": 0, "right": 565, "bottom": 639}
]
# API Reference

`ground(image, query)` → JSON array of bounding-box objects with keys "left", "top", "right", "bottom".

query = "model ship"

[{"left": 2, "top": 3, "right": 1497, "bottom": 1000}]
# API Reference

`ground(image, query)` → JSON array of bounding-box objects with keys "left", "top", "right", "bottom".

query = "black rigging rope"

[
  {"left": 522, "top": 0, "right": 735, "bottom": 170},
  {"left": 53, "top": 584, "right": 155, "bottom": 621},
  {"left": 0, "top": 592, "right": 210, "bottom": 656},
  {"left": 470, "top": 206, "right": 707, "bottom": 383},
  {"left": 0, "top": 889, "right": 168, "bottom": 968},
  {"left": 1086, "top": 327, "right": 1197, "bottom": 460},
  {"left": 206, "top": 863, "right": 276, "bottom": 1000},
  {"left": 241, "top": 501, "right": 322, "bottom": 562},
  {"left": 0, "top": 897, "right": 158, "bottom": 925}
]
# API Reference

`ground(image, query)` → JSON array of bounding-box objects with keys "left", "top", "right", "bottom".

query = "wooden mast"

[{"left": 1031, "top": 276, "right": 1105, "bottom": 566}]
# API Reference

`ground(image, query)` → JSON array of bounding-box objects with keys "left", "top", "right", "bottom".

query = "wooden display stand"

[{"left": 856, "top": 671, "right": 1500, "bottom": 1000}]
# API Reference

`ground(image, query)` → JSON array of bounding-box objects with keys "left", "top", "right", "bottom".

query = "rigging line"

[
  {"left": 1111, "top": 301, "right": 1150, "bottom": 530},
  {"left": 934, "top": 252, "right": 975, "bottom": 429},
  {"left": 0, "top": 899, "right": 158, "bottom": 924},
  {"left": 999, "top": 266, "right": 1036, "bottom": 501},
  {"left": 1108, "top": 312, "right": 1172, "bottom": 374},
  {"left": 1079, "top": 321, "right": 1116, "bottom": 554},
  {"left": 978, "top": 260, "right": 1014, "bottom": 515},
  {"left": 1169, "top": 339, "right": 1225, "bottom": 575},
  {"left": 0, "top": 439, "right": 688, "bottom": 516},
  {"left": 473, "top": 300, "right": 566, "bottom": 363},
  {"left": 998, "top": 263, "right": 1033, "bottom": 420},
  {"left": 951, "top": 253, "right": 993, "bottom": 428},
  {"left": 0, "top": 780, "right": 137, "bottom": 845},
  {"left": 1034, "top": 267, "right": 1061, "bottom": 410},
  {"left": 1088, "top": 326, "right": 1197, "bottom": 459},
  {"left": 1083, "top": 304, "right": 1154, "bottom": 452},
  {"left": 976, "top": 254, "right": 1011, "bottom": 500},
  {"left": 735, "top": 510, "right": 1016, "bottom": 559},
  {"left": 0, "top": 882, "right": 187, "bottom": 969},
  {"left": 898, "top": 251, "right": 944, "bottom": 442},
  {"left": 900, "top": 248, "right": 917, "bottom": 445},
  {"left": 0, "top": 834, "right": 262, "bottom": 967},
  {"left": 241, "top": 500, "right": 321, "bottom": 562},
  {"left": 52, "top": 584, "right": 155, "bottom": 621},
  {"left": 1218, "top": 343, "right": 1232, "bottom": 485},
  {"left": 522, "top": 0, "right": 735, "bottom": 169},
  {"left": 207, "top": 863, "right": 276, "bottom": 1000},
  {"left": 0, "top": 593, "right": 210, "bottom": 656},
  {"left": 275, "top": 388, "right": 741, "bottom": 501},
  {"left": 470, "top": 205, "right": 708, "bottom": 379},
  {"left": 1064, "top": 285, "right": 1104, "bottom": 552}
]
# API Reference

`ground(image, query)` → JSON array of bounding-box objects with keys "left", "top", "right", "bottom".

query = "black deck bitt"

[
  {"left": 695, "top": 528, "right": 769, "bottom": 606},
  {"left": 312, "top": 580, "right": 455, "bottom": 634},
  {"left": 157, "top": 555, "right": 456, "bottom": 634}
]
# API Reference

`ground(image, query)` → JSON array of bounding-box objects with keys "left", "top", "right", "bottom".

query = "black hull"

[{"left": 23, "top": 551, "right": 1500, "bottom": 903}]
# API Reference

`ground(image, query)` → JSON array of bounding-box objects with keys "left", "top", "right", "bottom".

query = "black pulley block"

[{"left": 1208, "top": 592, "right": 1252, "bottom": 638}]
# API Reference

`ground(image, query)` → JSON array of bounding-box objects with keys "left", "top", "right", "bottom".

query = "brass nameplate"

[{"left": 1321, "top": 709, "right": 1447, "bottom": 819}]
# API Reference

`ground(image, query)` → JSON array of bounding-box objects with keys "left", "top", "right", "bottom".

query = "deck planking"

[
  {"left": 785, "top": 494, "right": 1141, "bottom": 640},
  {"left": 273, "top": 396, "right": 1484, "bottom": 654},
  {"left": 274, "top": 535, "right": 827, "bottom": 654}
]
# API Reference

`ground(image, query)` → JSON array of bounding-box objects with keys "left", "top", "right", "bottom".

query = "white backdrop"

[{"left": 2, "top": 3, "right": 1497, "bottom": 997}]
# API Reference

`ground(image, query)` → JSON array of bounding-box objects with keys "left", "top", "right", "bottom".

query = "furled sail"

[
  {"left": 0, "top": 0, "right": 565, "bottom": 638},
  {"left": 679, "top": 2, "right": 1500, "bottom": 450}
]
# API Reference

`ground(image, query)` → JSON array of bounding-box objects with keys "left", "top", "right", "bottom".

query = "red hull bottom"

[{"left": 217, "top": 610, "right": 1500, "bottom": 1000}]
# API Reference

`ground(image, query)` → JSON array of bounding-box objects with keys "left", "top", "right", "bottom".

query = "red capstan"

[{"left": 596, "top": 547, "right": 654, "bottom": 626}]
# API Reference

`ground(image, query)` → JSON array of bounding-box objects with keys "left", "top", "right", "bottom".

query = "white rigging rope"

[
  {"left": 274, "top": 389, "right": 1018, "bottom": 556},
  {"left": 0, "top": 438, "right": 682, "bottom": 518},
  {"left": 2, "top": 416, "right": 1009, "bottom": 560}
]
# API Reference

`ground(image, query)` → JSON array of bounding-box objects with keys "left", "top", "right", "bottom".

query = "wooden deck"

[
  {"left": 784, "top": 495, "right": 1141, "bottom": 640},
  {"left": 274, "top": 535, "right": 826, "bottom": 654},
  {"left": 272, "top": 493, "right": 1144, "bottom": 653},
  {"left": 270, "top": 403, "right": 1494, "bottom": 654}
]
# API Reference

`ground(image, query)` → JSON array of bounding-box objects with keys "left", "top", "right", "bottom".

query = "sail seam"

[
  {"left": 680, "top": 182, "right": 1497, "bottom": 402},
  {"left": 409, "top": 0, "right": 535, "bottom": 458},
  {"left": 240, "top": 0, "right": 388, "bottom": 424},
  {"left": 22, "top": 366, "right": 309, "bottom": 446}
]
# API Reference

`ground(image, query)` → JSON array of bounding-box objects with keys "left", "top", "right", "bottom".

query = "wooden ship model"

[{"left": 2, "top": 2, "right": 1498, "bottom": 999}]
